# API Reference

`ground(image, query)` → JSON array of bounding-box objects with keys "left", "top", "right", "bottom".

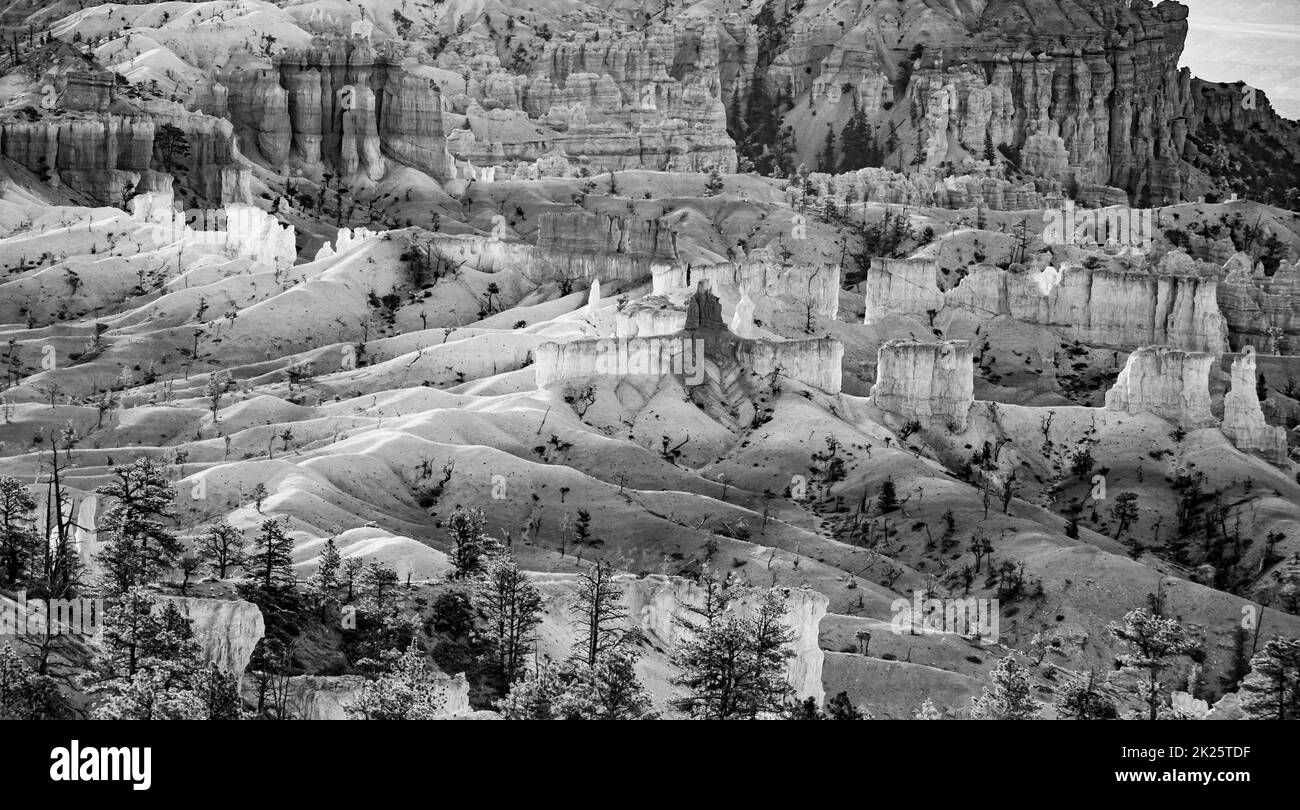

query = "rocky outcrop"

[
  {"left": 212, "top": 38, "right": 450, "bottom": 182},
  {"left": 538, "top": 211, "right": 676, "bottom": 260},
  {"left": 0, "top": 112, "right": 248, "bottom": 206},
  {"left": 158, "top": 596, "right": 264, "bottom": 674},
  {"left": 266, "top": 672, "right": 471, "bottom": 720},
  {"left": 1221, "top": 350, "right": 1289, "bottom": 464},
  {"left": 863, "top": 258, "right": 945, "bottom": 325},
  {"left": 1217, "top": 255, "right": 1300, "bottom": 353},
  {"left": 945, "top": 265, "right": 1229, "bottom": 353},
  {"left": 1104, "top": 346, "right": 1216, "bottom": 429},
  {"left": 426, "top": 233, "right": 665, "bottom": 285},
  {"left": 871, "top": 341, "right": 975, "bottom": 431},
  {"left": 130, "top": 190, "right": 295, "bottom": 270},
  {"left": 653, "top": 253, "right": 840, "bottom": 318},
  {"left": 866, "top": 258, "right": 1229, "bottom": 354},
  {"left": 441, "top": 20, "right": 735, "bottom": 173}
]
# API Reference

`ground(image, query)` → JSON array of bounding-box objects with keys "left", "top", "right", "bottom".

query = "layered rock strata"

[
  {"left": 871, "top": 341, "right": 976, "bottom": 431},
  {"left": 1104, "top": 346, "right": 1217, "bottom": 429}
]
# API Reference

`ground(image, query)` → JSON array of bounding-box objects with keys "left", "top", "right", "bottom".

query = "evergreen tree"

[
  {"left": 1238, "top": 638, "right": 1300, "bottom": 720},
  {"left": 447, "top": 506, "right": 499, "bottom": 578},
  {"left": 95, "top": 459, "right": 180, "bottom": 594},
  {"left": 1107, "top": 606, "right": 1199, "bottom": 720},
  {"left": 0, "top": 475, "right": 37, "bottom": 585},
  {"left": 570, "top": 558, "right": 628, "bottom": 667},
  {"left": 816, "top": 126, "right": 837, "bottom": 173},
  {"left": 670, "top": 577, "right": 796, "bottom": 719},
  {"left": 246, "top": 517, "right": 295, "bottom": 592},
  {"left": 1054, "top": 671, "right": 1118, "bottom": 719},
  {"left": 473, "top": 552, "right": 543, "bottom": 685},
  {"left": 346, "top": 642, "right": 449, "bottom": 720},
  {"left": 195, "top": 520, "right": 245, "bottom": 579},
  {"left": 971, "top": 654, "right": 1041, "bottom": 719},
  {"left": 825, "top": 690, "right": 864, "bottom": 719},
  {"left": 0, "top": 644, "right": 68, "bottom": 719}
]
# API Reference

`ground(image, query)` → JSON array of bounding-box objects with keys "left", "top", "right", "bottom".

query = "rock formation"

[
  {"left": 1217, "top": 255, "right": 1300, "bottom": 353},
  {"left": 1221, "top": 349, "right": 1289, "bottom": 463},
  {"left": 159, "top": 596, "right": 265, "bottom": 674},
  {"left": 867, "top": 258, "right": 1229, "bottom": 354},
  {"left": 871, "top": 341, "right": 976, "bottom": 431},
  {"left": 441, "top": 20, "right": 736, "bottom": 174},
  {"left": 0, "top": 112, "right": 248, "bottom": 206},
  {"left": 654, "top": 251, "right": 840, "bottom": 319},
  {"left": 863, "top": 258, "right": 945, "bottom": 325},
  {"left": 263, "top": 672, "right": 471, "bottom": 720},
  {"left": 537, "top": 284, "right": 843, "bottom": 395},
  {"left": 211, "top": 38, "right": 451, "bottom": 182},
  {"left": 1104, "top": 346, "right": 1217, "bottom": 429}
]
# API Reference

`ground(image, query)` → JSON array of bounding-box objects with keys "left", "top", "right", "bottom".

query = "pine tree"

[
  {"left": 1054, "top": 671, "right": 1119, "bottom": 719},
  {"left": 306, "top": 537, "right": 342, "bottom": 619},
  {"left": 246, "top": 517, "right": 295, "bottom": 592},
  {"left": 0, "top": 475, "right": 37, "bottom": 586},
  {"left": 704, "top": 165, "right": 724, "bottom": 196},
  {"left": 447, "top": 506, "right": 499, "bottom": 578},
  {"left": 825, "top": 690, "right": 864, "bottom": 719},
  {"left": 914, "top": 698, "right": 943, "bottom": 719},
  {"left": 195, "top": 520, "right": 245, "bottom": 579},
  {"left": 971, "top": 655, "right": 1041, "bottom": 719},
  {"left": 1107, "top": 606, "right": 1199, "bottom": 720},
  {"left": 346, "top": 642, "right": 449, "bottom": 720},
  {"left": 473, "top": 552, "right": 543, "bottom": 685},
  {"left": 670, "top": 577, "right": 796, "bottom": 719},
  {"left": 95, "top": 459, "right": 180, "bottom": 594},
  {"left": 1237, "top": 638, "right": 1300, "bottom": 720},
  {"left": 0, "top": 644, "right": 68, "bottom": 719},
  {"left": 816, "top": 126, "right": 837, "bottom": 173},
  {"left": 877, "top": 478, "right": 898, "bottom": 513},
  {"left": 570, "top": 558, "right": 628, "bottom": 667},
  {"left": 983, "top": 130, "right": 996, "bottom": 164}
]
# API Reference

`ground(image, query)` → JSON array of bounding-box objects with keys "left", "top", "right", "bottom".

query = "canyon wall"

[
  {"left": 538, "top": 211, "right": 677, "bottom": 259},
  {"left": 653, "top": 254, "right": 840, "bottom": 318},
  {"left": 1104, "top": 346, "right": 1217, "bottom": 429},
  {"left": 871, "top": 340, "right": 976, "bottom": 431},
  {"left": 863, "top": 258, "right": 946, "bottom": 325},
  {"left": 0, "top": 113, "right": 248, "bottom": 206},
  {"left": 210, "top": 39, "right": 450, "bottom": 182},
  {"left": 1217, "top": 255, "right": 1300, "bottom": 353},
  {"left": 426, "top": 233, "right": 664, "bottom": 285},
  {"left": 441, "top": 20, "right": 735, "bottom": 173},
  {"left": 535, "top": 335, "right": 842, "bottom": 395},
  {"left": 866, "top": 258, "right": 1229, "bottom": 354}
]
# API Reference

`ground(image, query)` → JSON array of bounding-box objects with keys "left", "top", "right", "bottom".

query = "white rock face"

[
  {"left": 871, "top": 340, "right": 975, "bottom": 430},
  {"left": 731, "top": 288, "right": 756, "bottom": 338},
  {"left": 269, "top": 672, "right": 471, "bottom": 720},
  {"left": 654, "top": 257, "right": 840, "bottom": 318},
  {"left": 1221, "top": 350, "right": 1289, "bottom": 463},
  {"left": 863, "top": 258, "right": 944, "bottom": 324},
  {"left": 535, "top": 336, "right": 843, "bottom": 394},
  {"left": 158, "top": 596, "right": 265, "bottom": 674},
  {"left": 867, "top": 260, "right": 1229, "bottom": 353},
  {"left": 1104, "top": 346, "right": 1217, "bottom": 429}
]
